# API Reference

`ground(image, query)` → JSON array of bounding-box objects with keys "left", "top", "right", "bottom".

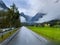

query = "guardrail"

[{"left": 0, "top": 28, "right": 19, "bottom": 43}]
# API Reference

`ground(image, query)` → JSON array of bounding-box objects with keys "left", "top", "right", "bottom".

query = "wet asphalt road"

[{"left": 7, "top": 26, "right": 49, "bottom": 45}]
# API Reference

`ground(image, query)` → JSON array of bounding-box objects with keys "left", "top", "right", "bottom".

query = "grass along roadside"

[
  {"left": 28, "top": 26, "right": 60, "bottom": 41},
  {"left": 0, "top": 28, "right": 19, "bottom": 42}
]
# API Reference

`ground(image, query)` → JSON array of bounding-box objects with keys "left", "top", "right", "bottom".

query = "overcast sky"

[
  {"left": 3, "top": 0, "right": 44, "bottom": 16},
  {"left": 2, "top": 0, "right": 60, "bottom": 22}
]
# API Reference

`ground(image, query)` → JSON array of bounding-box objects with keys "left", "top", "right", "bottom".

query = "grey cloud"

[{"left": 37, "top": 0, "right": 60, "bottom": 23}]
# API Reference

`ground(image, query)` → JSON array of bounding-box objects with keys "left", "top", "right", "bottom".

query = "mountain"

[
  {"left": 20, "top": 12, "right": 46, "bottom": 24},
  {"left": 20, "top": 12, "right": 32, "bottom": 23},
  {"left": 0, "top": 0, "right": 8, "bottom": 10},
  {"left": 31, "top": 13, "right": 46, "bottom": 21}
]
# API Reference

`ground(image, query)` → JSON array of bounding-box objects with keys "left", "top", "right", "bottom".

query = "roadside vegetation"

[
  {"left": 28, "top": 26, "right": 60, "bottom": 41},
  {"left": 0, "top": 3, "right": 21, "bottom": 42},
  {"left": 0, "top": 3, "right": 21, "bottom": 28},
  {"left": 0, "top": 28, "right": 19, "bottom": 42}
]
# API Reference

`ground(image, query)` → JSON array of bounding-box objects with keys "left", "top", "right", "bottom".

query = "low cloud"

[
  {"left": 3, "top": 0, "right": 60, "bottom": 23},
  {"left": 37, "top": 0, "right": 60, "bottom": 23}
]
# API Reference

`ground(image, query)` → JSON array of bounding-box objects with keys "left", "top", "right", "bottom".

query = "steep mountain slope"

[
  {"left": 31, "top": 13, "right": 46, "bottom": 21},
  {"left": 20, "top": 12, "right": 32, "bottom": 23},
  {"left": 20, "top": 12, "right": 46, "bottom": 24},
  {"left": 0, "top": 0, "right": 8, "bottom": 10}
]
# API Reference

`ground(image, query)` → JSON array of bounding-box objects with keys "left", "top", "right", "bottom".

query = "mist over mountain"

[
  {"left": 1, "top": 0, "right": 60, "bottom": 24},
  {"left": 31, "top": 13, "right": 45, "bottom": 21},
  {"left": 20, "top": 12, "right": 46, "bottom": 24},
  {"left": 20, "top": 12, "right": 32, "bottom": 23}
]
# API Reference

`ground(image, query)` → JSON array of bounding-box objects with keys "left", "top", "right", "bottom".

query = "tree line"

[{"left": 0, "top": 3, "right": 21, "bottom": 28}]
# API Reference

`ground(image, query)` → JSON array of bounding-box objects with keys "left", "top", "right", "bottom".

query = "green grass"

[
  {"left": 0, "top": 28, "right": 19, "bottom": 42},
  {"left": 28, "top": 26, "right": 60, "bottom": 41}
]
